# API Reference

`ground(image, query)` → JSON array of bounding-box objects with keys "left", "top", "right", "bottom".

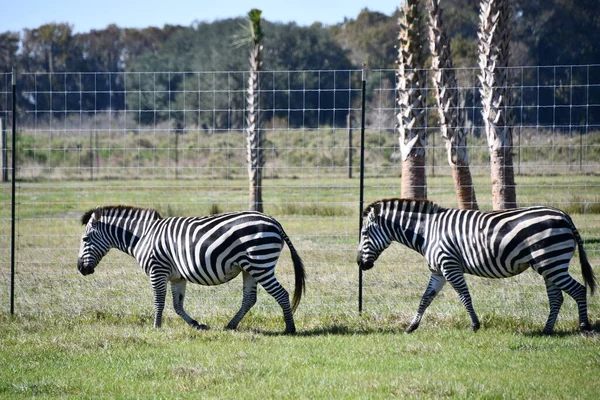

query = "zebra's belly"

[
  {"left": 506, "top": 262, "right": 531, "bottom": 275},
  {"left": 222, "top": 265, "right": 243, "bottom": 282},
  {"left": 173, "top": 262, "right": 243, "bottom": 286},
  {"left": 463, "top": 261, "right": 531, "bottom": 278},
  {"left": 198, "top": 264, "right": 243, "bottom": 285}
]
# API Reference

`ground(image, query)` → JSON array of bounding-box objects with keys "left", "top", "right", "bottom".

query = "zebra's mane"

[
  {"left": 81, "top": 205, "right": 162, "bottom": 225},
  {"left": 362, "top": 198, "right": 438, "bottom": 217}
]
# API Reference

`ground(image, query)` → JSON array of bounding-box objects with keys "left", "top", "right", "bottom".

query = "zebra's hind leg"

[
  {"left": 542, "top": 279, "right": 564, "bottom": 334},
  {"left": 226, "top": 271, "right": 258, "bottom": 330},
  {"left": 259, "top": 274, "right": 296, "bottom": 334},
  {"left": 442, "top": 267, "right": 480, "bottom": 331},
  {"left": 406, "top": 273, "right": 446, "bottom": 333},
  {"left": 171, "top": 279, "right": 208, "bottom": 330},
  {"left": 539, "top": 267, "right": 591, "bottom": 333}
]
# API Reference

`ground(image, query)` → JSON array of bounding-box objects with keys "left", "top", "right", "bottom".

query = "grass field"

[
  {"left": 1, "top": 313, "right": 600, "bottom": 399},
  {"left": 1, "top": 174, "right": 600, "bottom": 398}
]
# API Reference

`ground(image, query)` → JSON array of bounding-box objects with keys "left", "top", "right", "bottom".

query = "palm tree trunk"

[
  {"left": 245, "top": 10, "right": 264, "bottom": 212},
  {"left": 490, "top": 146, "right": 516, "bottom": 210},
  {"left": 452, "top": 162, "right": 478, "bottom": 209},
  {"left": 397, "top": 0, "right": 428, "bottom": 200},
  {"left": 427, "top": 0, "right": 478, "bottom": 209},
  {"left": 401, "top": 155, "right": 427, "bottom": 199},
  {"left": 478, "top": 0, "right": 517, "bottom": 210}
]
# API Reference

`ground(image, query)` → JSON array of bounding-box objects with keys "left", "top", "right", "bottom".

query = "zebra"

[
  {"left": 77, "top": 205, "right": 306, "bottom": 334},
  {"left": 357, "top": 198, "right": 596, "bottom": 334}
]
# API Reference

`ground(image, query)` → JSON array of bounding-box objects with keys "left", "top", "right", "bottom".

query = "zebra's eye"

[{"left": 82, "top": 235, "right": 90, "bottom": 243}]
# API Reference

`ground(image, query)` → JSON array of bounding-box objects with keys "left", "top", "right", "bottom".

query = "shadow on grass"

[
  {"left": 248, "top": 324, "right": 407, "bottom": 337},
  {"left": 298, "top": 324, "right": 405, "bottom": 337},
  {"left": 521, "top": 320, "right": 600, "bottom": 338},
  {"left": 251, "top": 319, "right": 600, "bottom": 338}
]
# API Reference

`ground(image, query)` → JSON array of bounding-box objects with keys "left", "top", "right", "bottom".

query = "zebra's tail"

[
  {"left": 281, "top": 228, "right": 306, "bottom": 313},
  {"left": 569, "top": 216, "right": 596, "bottom": 295}
]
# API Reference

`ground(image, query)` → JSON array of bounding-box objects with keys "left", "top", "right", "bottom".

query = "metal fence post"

[
  {"left": 358, "top": 66, "right": 366, "bottom": 314},
  {"left": 10, "top": 70, "right": 16, "bottom": 315}
]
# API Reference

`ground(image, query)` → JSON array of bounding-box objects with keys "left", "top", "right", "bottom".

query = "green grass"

[
  {"left": 1, "top": 313, "right": 599, "bottom": 399},
  {"left": 1, "top": 172, "right": 600, "bottom": 398}
]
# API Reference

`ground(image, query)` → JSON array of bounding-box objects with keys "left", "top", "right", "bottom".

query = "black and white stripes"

[
  {"left": 357, "top": 198, "right": 596, "bottom": 333},
  {"left": 78, "top": 205, "right": 305, "bottom": 333}
]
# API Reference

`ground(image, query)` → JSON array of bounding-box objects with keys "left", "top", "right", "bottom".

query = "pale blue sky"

[{"left": 4, "top": 0, "right": 401, "bottom": 33}]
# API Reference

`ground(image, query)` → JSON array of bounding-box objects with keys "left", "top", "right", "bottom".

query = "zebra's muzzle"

[
  {"left": 357, "top": 250, "right": 374, "bottom": 271},
  {"left": 360, "top": 260, "right": 374, "bottom": 271},
  {"left": 77, "top": 258, "right": 95, "bottom": 276}
]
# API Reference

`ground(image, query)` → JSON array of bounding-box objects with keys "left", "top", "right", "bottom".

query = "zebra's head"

[
  {"left": 357, "top": 204, "right": 391, "bottom": 271},
  {"left": 77, "top": 207, "right": 109, "bottom": 276}
]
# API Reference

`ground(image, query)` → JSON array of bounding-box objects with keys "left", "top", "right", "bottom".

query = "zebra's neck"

[
  {"left": 99, "top": 207, "right": 159, "bottom": 257},
  {"left": 378, "top": 199, "right": 437, "bottom": 254}
]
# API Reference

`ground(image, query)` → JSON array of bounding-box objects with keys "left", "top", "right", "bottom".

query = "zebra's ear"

[{"left": 92, "top": 207, "right": 102, "bottom": 222}]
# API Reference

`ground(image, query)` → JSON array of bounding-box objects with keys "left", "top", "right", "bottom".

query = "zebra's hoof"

[
  {"left": 284, "top": 327, "right": 297, "bottom": 335},
  {"left": 579, "top": 323, "right": 594, "bottom": 335},
  {"left": 579, "top": 322, "right": 592, "bottom": 332},
  {"left": 191, "top": 322, "right": 209, "bottom": 330},
  {"left": 405, "top": 324, "right": 418, "bottom": 334},
  {"left": 225, "top": 324, "right": 237, "bottom": 330},
  {"left": 472, "top": 322, "right": 480, "bottom": 332}
]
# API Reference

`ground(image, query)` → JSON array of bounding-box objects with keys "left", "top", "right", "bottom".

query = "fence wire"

[{"left": 0, "top": 66, "right": 599, "bottom": 329}]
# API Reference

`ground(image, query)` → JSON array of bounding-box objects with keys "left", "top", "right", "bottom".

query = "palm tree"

[
  {"left": 478, "top": 0, "right": 516, "bottom": 209},
  {"left": 397, "top": 0, "right": 429, "bottom": 200},
  {"left": 427, "top": 0, "right": 478, "bottom": 210},
  {"left": 244, "top": 9, "right": 264, "bottom": 212}
]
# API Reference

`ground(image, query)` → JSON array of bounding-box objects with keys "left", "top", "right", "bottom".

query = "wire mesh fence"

[{"left": 0, "top": 65, "right": 599, "bottom": 329}]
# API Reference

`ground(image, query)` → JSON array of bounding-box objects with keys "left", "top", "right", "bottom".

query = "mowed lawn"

[
  {"left": 1, "top": 312, "right": 599, "bottom": 399},
  {"left": 1, "top": 175, "right": 600, "bottom": 398}
]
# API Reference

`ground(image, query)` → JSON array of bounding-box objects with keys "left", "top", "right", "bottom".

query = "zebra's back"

[
  {"left": 432, "top": 206, "right": 577, "bottom": 278},
  {"left": 141, "top": 211, "right": 285, "bottom": 285}
]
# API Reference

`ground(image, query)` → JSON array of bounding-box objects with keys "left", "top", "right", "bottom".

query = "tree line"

[{"left": 0, "top": 0, "right": 598, "bottom": 128}]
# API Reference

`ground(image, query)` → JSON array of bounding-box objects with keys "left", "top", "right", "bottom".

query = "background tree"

[
  {"left": 478, "top": 0, "right": 516, "bottom": 209},
  {"left": 397, "top": 0, "right": 429, "bottom": 200},
  {"left": 513, "top": 0, "right": 600, "bottom": 66},
  {"left": 330, "top": 8, "right": 400, "bottom": 68},
  {"left": 5, "top": 2, "right": 599, "bottom": 128},
  {"left": 0, "top": 32, "right": 19, "bottom": 72},
  {"left": 427, "top": 0, "right": 478, "bottom": 209},
  {"left": 21, "top": 23, "right": 74, "bottom": 73}
]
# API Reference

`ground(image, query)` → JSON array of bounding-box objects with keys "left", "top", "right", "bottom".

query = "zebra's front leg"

[
  {"left": 171, "top": 279, "right": 209, "bottom": 330},
  {"left": 406, "top": 273, "right": 446, "bottom": 333},
  {"left": 226, "top": 271, "right": 258, "bottom": 330},
  {"left": 150, "top": 274, "right": 168, "bottom": 328},
  {"left": 442, "top": 267, "right": 480, "bottom": 331}
]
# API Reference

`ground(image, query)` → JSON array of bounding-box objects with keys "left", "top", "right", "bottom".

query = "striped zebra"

[
  {"left": 357, "top": 198, "right": 596, "bottom": 334},
  {"left": 77, "top": 205, "right": 305, "bottom": 333}
]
